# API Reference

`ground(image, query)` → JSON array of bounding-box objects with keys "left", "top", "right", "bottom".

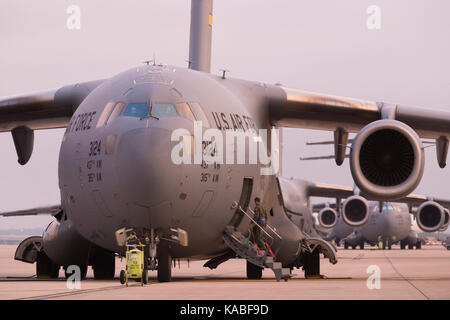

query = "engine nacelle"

[
  {"left": 318, "top": 207, "right": 338, "bottom": 228},
  {"left": 350, "top": 120, "right": 424, "bottom": 200},
  {"left": 342, "top": 195, "right": 370, "bottom": 227},
  {"left": 416, "top": 201, "right": 445, "bottom": 232},
  {"left": 439, "top": 208, "right": 450, "bottom": 232}
]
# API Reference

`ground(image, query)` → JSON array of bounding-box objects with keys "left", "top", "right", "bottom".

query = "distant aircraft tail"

[{"left": 189, "top": 0, "right": 213, "bottom": 73}]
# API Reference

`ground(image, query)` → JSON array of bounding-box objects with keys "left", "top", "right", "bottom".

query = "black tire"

[
  {"left": 447, "top": 246, "right": 450, "bottom": 251},
  {"left": 352, "top": 245, "right": 356, "bottom": 250},
  {"left": 304, "top": 250, "right": 320, "bottom": 278},
  {"left": 344, "top": 242, "right": 349, "bottom": 249},
  {"left": 64, "top": 264, "right": 87, "bottom": 280},
  {"left": 400, "top": 241, "right": 406, "bottom": 250},
  {"left": 360, "top": 243, "right": 365, "bottom": 250},
  {"left": 157, "top": 252, "right": 172, "bottom": 282},
  {"left": 416, "top": 241, "right": 422, "bottom": 249},
  {"left": 120, "top": 270, "right": 126, "bottom": 284},
  {"left": 246, "top": 261, "right": 263, "bottom": 279},
  {"left": 142, "top": 270, "right": 148, "bottom": 284},
  {"left": 408, "top": 244, "right": 414, "bottom": 250},
  {"left": 93, "top": 251, "right": 115, "bottom": 280},
  {"left": 36, "top": 251, "right": 59, "bottom": 279}
]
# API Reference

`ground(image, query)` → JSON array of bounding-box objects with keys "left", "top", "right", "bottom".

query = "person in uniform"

[{"left": 250, "top": 197, "right": 268, "bottom": 249}]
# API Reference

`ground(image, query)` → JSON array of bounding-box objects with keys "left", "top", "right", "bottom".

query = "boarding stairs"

[{"left": 222, "top": 207, "right": 291, "bottom": 282}]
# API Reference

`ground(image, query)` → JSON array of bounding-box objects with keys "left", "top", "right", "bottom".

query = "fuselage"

[
  {"left": 52, "top": 64, "right": 303, "bottom": 264},
  {"left": 359, "top": 202, "right": 411, "bottom": 245},
  {"left": 322, "top": 202, "right": 412, "bottom": 245}
]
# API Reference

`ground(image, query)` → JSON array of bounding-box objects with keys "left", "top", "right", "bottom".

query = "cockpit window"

[
  {"left": 96, "top": 101, "right": 115, "bottom": 127},
  {"left": 189, "top": 102, "right": 210, "bottom": 127},
  {"left": 106, "top": 102, "right": 125, "bottom": 125},
  {"left": 151, "top": 103, "right": 178, "bottom": 118},
  {"left": 123, "top": 103, "right": 149, "bottom": 118},
  {"left": 175, "top": 102, "right": 196, "bottom": 122}
]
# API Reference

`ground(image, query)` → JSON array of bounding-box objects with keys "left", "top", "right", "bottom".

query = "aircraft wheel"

[
  {"left": 64, "top": 264, "right": 87, "bottom": 280},
  {"left": 246, "top": 261, "right": 263, "bottom": 279},
  {"left": 352, "top": 245, "right": 356, "bottom": 250},
  {"left": 36, "top": 251, "right": 59, "bottom": 279},
  {"left": 120, "top": 270, "right": 126, "bottom": 284},
  {"left": 408, "top": 244, "right": 414, "bottom": 250},
  {"left": 142, "top": 270, "right": 148, "bottom": 284},
  {"left": 415, "top": 241, "right": 421, "bottom": 249},
  {"left": 344, "top": 242, "right": 349, "bottom": 249},
  {"left": 400, "top": 241, "right": 406, "bottom": 250},
  {"left": 157, "top": 252, "right": 172, "bottom": 282},
  {"left": 303, "top": 249, "right": 320, "bottom": 277},
  {"left": 93, "top": 251, "right": 115, "bottom": 280},
  {"left": 360, "top": 243, "right": 365, "bottom": 250}
]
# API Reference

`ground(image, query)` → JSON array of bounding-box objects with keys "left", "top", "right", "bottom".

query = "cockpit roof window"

[
  {"left": 151, "top": 103, "right": 178, "bottom": 119},
  {"left": 123, "top": 103, "right": 149, "bottom": 118},
  {"left": 189, "top": 102, "right": 210, "bottom": 128}
]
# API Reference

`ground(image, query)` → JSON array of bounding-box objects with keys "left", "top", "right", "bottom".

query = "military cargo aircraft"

[
  {"left": 2, "top": 0, "right": 450, "bottom": 282},
  {"left": 314, "top": 199, "right": 449, "bottom": 250}
]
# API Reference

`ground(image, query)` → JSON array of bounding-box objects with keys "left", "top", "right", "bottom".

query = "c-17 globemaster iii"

[
  {"left": 2, "top": 0, "right": 450, "bottom": 282},
  {"left": 315, "top": 201, "right": 449, "bottom": 250}
]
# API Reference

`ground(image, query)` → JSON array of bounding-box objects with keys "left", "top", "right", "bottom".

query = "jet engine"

[
  {"left": 439, "top": 208, "right": 450, "bottom": 232},
  {"left": 342, "top": 195, "right": 370, "bottom": 227},
  {"left": 416, "top": 201, "right": 445, "bottom": 232},
  {"left": 318, "top": 207, "right": 338, "bottom": 228},
  {"left": 350, "top": 120, "right": 424, "bottom": 200}
]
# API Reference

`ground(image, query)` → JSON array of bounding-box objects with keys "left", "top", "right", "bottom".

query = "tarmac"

[{"left": 0, "top": 244, "right": 449, "bottom": 300}]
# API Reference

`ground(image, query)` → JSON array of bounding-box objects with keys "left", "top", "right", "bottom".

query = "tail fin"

[{"left": 189, "top": 0, "right": 213, "bottom": 73}]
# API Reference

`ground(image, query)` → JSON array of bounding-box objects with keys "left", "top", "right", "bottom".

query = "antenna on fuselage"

[{"left": 189, "top": 0, "right": 213, "bottom": 73}]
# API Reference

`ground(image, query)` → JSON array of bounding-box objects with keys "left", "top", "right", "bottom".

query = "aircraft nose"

[{"left": 115, "top": 126, "right": 183, "bottom": 208}]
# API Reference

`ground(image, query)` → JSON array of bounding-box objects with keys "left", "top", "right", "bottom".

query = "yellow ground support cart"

[{"left": 119, "top": 233, "right": 148, "bottom": 286}]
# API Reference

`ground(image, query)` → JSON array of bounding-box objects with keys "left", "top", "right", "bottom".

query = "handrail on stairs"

[
  {"left": 237, "top": 206, "right": 282, "bottom": 246},
  {"left": 247, "top": 208, "right": 283, "bottom": 240}
]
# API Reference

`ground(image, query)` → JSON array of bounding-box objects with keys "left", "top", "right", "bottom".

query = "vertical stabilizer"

[{"left": 189, "top": 0, "right": 213, "bottom": 73}]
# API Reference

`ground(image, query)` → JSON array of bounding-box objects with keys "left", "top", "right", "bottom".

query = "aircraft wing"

[
  {"left": 0, "top": 79, "right": 104, "bottom": 164},
  {"left": 394, "top": 194, "right": 450, "bottom": 209},
  {"left": 278, "top": 177, "right": 450, "bottom": 212},
  {"left": 0, "top": 205, "right": 61, "bottom": 217},
  {"left": 0, "top": 79, "right": 104, "bottom": 133},
  {"left": 267, "top": 86, "right": 450, "bottom": 139},
  {"left": 306, "top": 180, "right": 450, "bottom": 210}
]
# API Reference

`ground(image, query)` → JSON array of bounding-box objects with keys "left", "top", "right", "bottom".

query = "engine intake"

[
  {"left": 342, "top": 195, "right": 370, "bottom": 227},
  {"left": 318, "top": 208, "right": 338, "bottom": 228},
  {"left": 350, "top": 120, "right": 424, "bottom": 200},
  {"left": 416, "top": 201, "right": 445, "bottom": 232}
]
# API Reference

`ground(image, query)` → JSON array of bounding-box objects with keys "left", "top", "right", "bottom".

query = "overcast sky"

[{"left": 0, "top": 0, "right": 449, "bottom": 230}]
